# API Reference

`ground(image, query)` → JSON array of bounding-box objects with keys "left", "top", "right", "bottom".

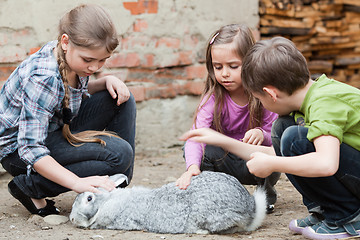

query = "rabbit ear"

[{"left": 109, "top": 174, "right": 128, "bottom": 188}]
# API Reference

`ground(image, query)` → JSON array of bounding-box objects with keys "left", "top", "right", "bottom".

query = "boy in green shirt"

[{"left": 180, "top": 37, "right": 360, "bottom": 239}]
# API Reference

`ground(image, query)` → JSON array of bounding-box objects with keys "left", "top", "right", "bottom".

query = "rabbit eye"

[{"left": 87, "top": 196, "right": 93, "bottom": 202}]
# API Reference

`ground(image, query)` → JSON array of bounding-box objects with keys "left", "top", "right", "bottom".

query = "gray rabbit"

[{"left": 69, "top": 171, "right": 267, "bottom": 234}]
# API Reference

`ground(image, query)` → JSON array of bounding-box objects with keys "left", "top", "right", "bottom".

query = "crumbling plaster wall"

[{"left": 0, "top": 0, "right": 259, "bottom": 156}]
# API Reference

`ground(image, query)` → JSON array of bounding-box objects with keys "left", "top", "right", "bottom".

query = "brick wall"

[{"left": 0, "top": 0, "right": 259, "bottom": 101}]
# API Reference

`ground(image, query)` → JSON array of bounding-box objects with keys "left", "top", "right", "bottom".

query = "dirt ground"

[{"left": 0, "top": 147, "right": 310, "bottom": 240}]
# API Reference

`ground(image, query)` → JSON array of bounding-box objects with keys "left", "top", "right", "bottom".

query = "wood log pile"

[{"left": 259, "top": 0, "right": 360, "bottom": 88}]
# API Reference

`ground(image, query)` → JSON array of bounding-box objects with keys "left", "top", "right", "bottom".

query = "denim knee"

[
  {"left": 271, "top": 116, "right": 296, "bottom": 156},
  {"left": 271, "top": 115, "right": 296, "bottom": 139},
  {"left": 102, "top": 136, "right": 134, "bottom": 172},
  {"left": 280, "top": 125, "right": 314, "bottom": 157},
  {"left": 127, "top": 93, "right": 136, "bottom": 112},
  {"left": 114, "top": 141, "right": 134, "bottom": 168}
]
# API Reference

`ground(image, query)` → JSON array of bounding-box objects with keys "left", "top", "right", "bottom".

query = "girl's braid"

[
  {"left": 55, "top": 4, "right": 121, "bottom": 147},
  {"left": 56, "top": 40, "right": 113, "bottom": 146},
  {"left": 56, "top": 40, "right": 70, "bottom": 110}
]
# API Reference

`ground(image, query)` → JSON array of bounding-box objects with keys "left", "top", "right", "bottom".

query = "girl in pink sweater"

[{"left": 176, "top": 24, "right": 279, "bottom": 213}]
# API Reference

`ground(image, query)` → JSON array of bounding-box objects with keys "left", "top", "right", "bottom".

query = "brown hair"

[
  {"left": 241, "top": 36, "right": 310, "bottom": 95},
  {"left": 195, "top": 24, "right": 263, "bottom": 131},
  {"left": 56, "top": 4, "right": 119, "bottom": 146}
]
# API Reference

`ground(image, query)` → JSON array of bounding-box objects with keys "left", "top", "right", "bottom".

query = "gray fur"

[{"left": 69, "top": 171, "right": 267, "bottom": 234}]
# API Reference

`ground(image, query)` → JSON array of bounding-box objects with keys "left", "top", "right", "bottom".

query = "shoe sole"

[
  {"left": 8, "top": 180, "right": 38, "bottom": 214},
  {"left": 289, "top": 219, "right": 305, "bottom": 234},
  {"left": 302, "top": 226, "right": 360, "bottom": 240},
  {"left": 8, "top": 181, "right": 60, "bottom": 216}
]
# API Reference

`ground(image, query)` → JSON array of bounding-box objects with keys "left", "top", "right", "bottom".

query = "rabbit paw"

[{"left": 195, "top": 229, "right": 209, "bottom": 234}]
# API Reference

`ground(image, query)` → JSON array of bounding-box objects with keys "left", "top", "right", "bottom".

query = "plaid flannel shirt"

[{"left": 0, "top": 41, "right": 89, "bottom": 167}]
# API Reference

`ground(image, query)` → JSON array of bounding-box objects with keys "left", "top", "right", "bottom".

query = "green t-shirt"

[{"left": 293, "top": 74, "right": 360, "bottom": 151}]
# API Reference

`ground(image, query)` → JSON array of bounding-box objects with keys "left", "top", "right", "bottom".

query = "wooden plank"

[
  {"left": 345, "top": 12, "right": 360, "bottom": 23},
  {"left": 309, "top": 36, "right": 350, "bottom": 44},
  {"left": 341, "top": 27, "right": 360, "bottom": 40},
  {"left": 348, "top": 23, "right": 360, "bottom": 31},
  {"left": 318, "top": 3, "right": 343, "bottom": 12},
  {"left": 308, "top": 60, "right": 333, "bottom": 72},
  {"left": 347, "top": 63, "right": 360, "bottom": 69},
  {"left": 302, "top": 52, "right": 312, "bottom": 58},
  {"left": 292, "top": 35, "right": 313, "bottom": 42},
  {"left": 314, "top": 49, "right": 341, "bottom": 56},
  {"left": 342, "top": 0, "right": 360, "bottom": 7},
  {"left": 294, "top": 7, "right": 319, "bottom": 18},
  {"left": 259, "top": 7, "right": 295, "bottom": 17},
  {"left": 260, "top": 0, "right": 274, "bottom": 7},
  {"left": 335, "top": 54, "right": 360, "bottom": 65},
  {"left": 324, "top": 20, "right": 344, "bottom": 28},
  {"left": 345, "top": 69, "right": 356, "bottom": 75},
  {"left": 310, "top": 41, "right": 357, "bottom": 50},
  {"left": 344, "top": 4, "right": 360, "bottom": 13},
  {"left": 316, "top": 30, "right": 342, "bottom": 37},
  {"left": 295, "top": 42, "right": 312, "bottom": 52},
  {"left": 347, "top": 75, "right": 360, "bottom": 88},
  {"left": 260, "top": 26, "right": 311, "bottom": 35},
  {"left": 260, "top": 18, "right": 315, "bottom": 28},
  {"left": 331, "top": 70, "right": 347, "bottom": 83}
]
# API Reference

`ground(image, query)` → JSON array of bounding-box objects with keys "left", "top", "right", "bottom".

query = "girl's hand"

[
  {"left": 176, "top": 165, "right": 201, "bottom": 190},
  {"left": 71, "top": 175, "right": 116, "bottom": 193},
  {"left": 105, "top": 75, "right": 130, "bottom": 105},
  {"left": 243, "top": 128, "right": 264, "bottom": 145}
]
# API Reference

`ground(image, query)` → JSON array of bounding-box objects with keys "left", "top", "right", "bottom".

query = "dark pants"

[
  {"left": 200, "top": 144, "right": 281, "bottom": 205},
  {"left": 2, "top": 91, "right": 136, "bottom": 199},
  {"left": 271, "top": 115, "right": 360, "bottom": 225}
]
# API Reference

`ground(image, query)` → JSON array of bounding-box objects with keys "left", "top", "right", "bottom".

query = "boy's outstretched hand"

[
  {"left": 180, "top": 128, "right": 227, "bottom": 146},
  {"left": 247, "top": 152, "right": 274, "bottom": 178},
  {"left": 180, "top": 128, "right": 277, "bottom": 179}
]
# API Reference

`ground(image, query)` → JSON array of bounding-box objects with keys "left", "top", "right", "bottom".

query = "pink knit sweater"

[{"left": 184, "top": 93, "right": 278, "bottom": 169}]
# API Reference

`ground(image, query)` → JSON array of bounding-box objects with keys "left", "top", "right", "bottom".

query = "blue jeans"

[
  {"left": 272, "top": 116, "right": 360, "bottom": 225},
  {"left": 2, "top": 91, "right": 136, "bottom": 199}
]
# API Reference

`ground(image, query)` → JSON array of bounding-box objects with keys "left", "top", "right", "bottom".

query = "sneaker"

[
  {"left": 302, "top": 220, "right": 360, "bottom": 240},
  {"left": 289, "top": 213, "right": 324, "bottom": 234},
  {"left": 8, "top": 180, "right": 60, "bottom": 217}
]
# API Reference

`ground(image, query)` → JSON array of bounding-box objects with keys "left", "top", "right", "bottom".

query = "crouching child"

[{"left": 181, "top": 36, "right": 360, "bottom": 240}]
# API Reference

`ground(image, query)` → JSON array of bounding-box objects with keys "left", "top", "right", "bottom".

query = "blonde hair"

[
  {"left": 56, "top": 4, "right": 119, "bottom": 146},
  {"left": 195, "top": 24, "right": 263, "bottom": 132}
]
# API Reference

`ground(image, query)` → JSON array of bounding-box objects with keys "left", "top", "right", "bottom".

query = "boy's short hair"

[{"left": 241, "top": 36, "right": 310, "bottom": 95}]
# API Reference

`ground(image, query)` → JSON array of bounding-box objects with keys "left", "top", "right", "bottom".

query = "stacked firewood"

[{"left": 259, "top": 0, "right": 360, "bottom": 88}]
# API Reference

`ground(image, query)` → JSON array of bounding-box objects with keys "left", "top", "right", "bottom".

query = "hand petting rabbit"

[{"left": 69, "top": 171, "right": 267, "bottom": 234}]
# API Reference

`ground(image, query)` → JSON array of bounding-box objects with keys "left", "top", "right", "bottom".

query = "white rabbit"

[{"left": 69, "top": 171, "right": 267, "bottom": 234}]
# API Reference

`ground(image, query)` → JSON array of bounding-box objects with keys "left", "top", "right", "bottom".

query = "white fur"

[{"left": 245, "top": 187, "right": 267, "bottom": 231}]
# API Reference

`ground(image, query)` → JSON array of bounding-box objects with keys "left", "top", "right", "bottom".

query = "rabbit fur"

[{"left": 69, "top": 171, "right": 267, "bottom": 234}]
